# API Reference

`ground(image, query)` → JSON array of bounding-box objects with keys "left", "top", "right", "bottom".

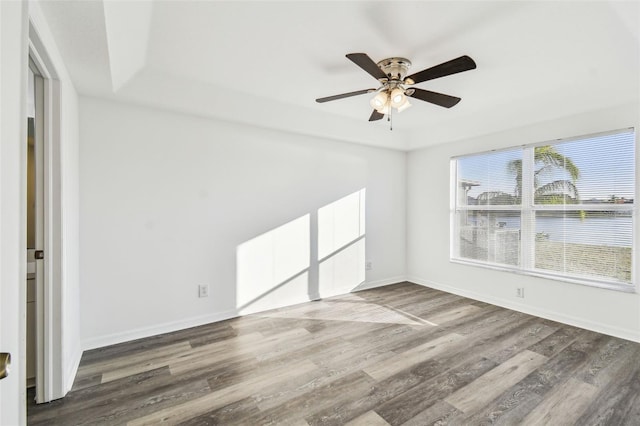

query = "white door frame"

[
  {"left": 28, "top": 21, "right": 65, "bottom": 404},
  {"left": 0, "top": 1, "right": 29, "bottom": 423}
]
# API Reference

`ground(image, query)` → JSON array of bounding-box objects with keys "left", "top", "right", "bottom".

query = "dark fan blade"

[
  {"left": 407, "top": 88, "right": 461, "bottom": 108},
  {"left": 368, "top": 110, "right": 384, "bottom": 121},
  {"left": 316, "top": 88, "right": 374, "bottom": 103},
  {"left": 346, "top": 53, "right": 387, "bottom": 81},
  {"left": 404, "top": 55, "right": 476, "bottom": 85}
]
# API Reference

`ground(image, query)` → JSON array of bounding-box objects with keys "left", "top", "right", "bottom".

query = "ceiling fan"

[{"left": 316, "top": 53, "right": 476, "bottom": 126}]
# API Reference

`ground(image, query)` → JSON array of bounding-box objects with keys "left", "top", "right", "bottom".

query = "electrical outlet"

[
  {"left": 365, "top": 260, "right": 372, "bottom": 271},
  {"left": 516, "top": 287, "right": 525, "bottom": 298},
  {"left": 198, "top": 284, "right": 209, "bottom": 298}
]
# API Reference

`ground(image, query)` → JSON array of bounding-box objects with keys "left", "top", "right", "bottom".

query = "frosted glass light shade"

[
  {"left": 397, "top": 100, "right": 412, "bottom": 112},
  {"left": 376, "top": 104, "right": 390, "bottom": 115},
  {"left": 390, "top": 88, "right": 407, "bottom": 108},
  {"left": 370, "top": 91, "right": 388, "bottom": 110}
]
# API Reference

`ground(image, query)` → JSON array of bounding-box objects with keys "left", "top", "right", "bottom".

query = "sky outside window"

[{"left": 458, "top": 131, "right": 635, "bottom": 201}]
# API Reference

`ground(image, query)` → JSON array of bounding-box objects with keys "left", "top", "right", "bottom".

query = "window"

[{"left": 451, "top": 128, "right": 635, "bottom": 291}]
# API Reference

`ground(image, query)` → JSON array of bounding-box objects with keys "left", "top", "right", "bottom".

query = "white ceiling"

[{"left": 37, "top": 1, "right": 640, "bottom": 150}]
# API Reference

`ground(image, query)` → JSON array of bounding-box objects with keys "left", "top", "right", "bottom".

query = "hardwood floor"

[{"left": 27, "top": 282, "right": 640, "bottom": 425}]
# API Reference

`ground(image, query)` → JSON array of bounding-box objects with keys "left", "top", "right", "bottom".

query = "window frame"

[{"left": 450, "top": 128, "right": 636, "bottom": 293}]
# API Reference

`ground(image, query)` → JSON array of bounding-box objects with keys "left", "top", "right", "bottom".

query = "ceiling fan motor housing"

[{"left": 376, "top": 57, "right": 412, "bottom": 81}]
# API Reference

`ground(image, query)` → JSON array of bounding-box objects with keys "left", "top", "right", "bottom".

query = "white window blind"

[{"left": 452, "top": 128, "right": 635, "bottom": 291}]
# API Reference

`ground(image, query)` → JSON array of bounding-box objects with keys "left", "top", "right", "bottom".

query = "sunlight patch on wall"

[
  {"left": 318, "top": 189, "right": 366, "bottom": 260},
  {"left": 318, "top": 189, "right": 366, "bottom": 296},
  {"left": 319, "top": 238, "right": 366, "bottom": 296},
  {"left": 236, "top": 214, "right": 310, "bottom": 314}
]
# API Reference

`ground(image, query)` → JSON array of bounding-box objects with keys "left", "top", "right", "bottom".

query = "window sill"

[{"left": 450, "top": 257, "right": 636, "bottom": 294}]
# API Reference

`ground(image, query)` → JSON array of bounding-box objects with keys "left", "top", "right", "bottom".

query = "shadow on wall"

[{"left": 236, "top": 189, "right": 366, "bottom": 315}]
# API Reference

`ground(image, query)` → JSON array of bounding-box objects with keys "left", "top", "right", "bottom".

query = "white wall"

[
  {"left": 79, "top": 97, "right": 406, "bottom": 349},
  {"left": 408, "top": 103, "right": 640, "bottom": 342}
]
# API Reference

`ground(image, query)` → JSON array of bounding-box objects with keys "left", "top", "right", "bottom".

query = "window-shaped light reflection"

[
  {"left": 319, "top": 237, "right": 365, "bottom": 296},
  {"left": 318, "top": 189, "right": 366, "bottom": 296},
  {"left": 236, "top": 214, "right": 310, "bottom": 313},
  {"left": 318, "top": 189, "right": 366, "bottom": 260}
]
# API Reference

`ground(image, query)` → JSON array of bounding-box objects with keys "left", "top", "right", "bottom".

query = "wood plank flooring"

[{"left": 27, "top": 282, "right": 640, "bottom": 425}]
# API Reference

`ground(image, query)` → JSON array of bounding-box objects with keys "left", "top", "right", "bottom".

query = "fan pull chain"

[{"left": 389, "top": 104, "right": 393, "bottom": 131}]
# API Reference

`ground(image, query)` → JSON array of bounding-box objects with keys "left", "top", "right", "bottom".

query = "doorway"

[
  {"left": 26, "top": 21, "right": 69, "bottom": 405},
  {"left": 26, "top": 56, "right": 45, "bottom": 402}
]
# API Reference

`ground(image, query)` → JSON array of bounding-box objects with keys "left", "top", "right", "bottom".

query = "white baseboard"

[
  {"left": 352, "top": 275, "right": 407, "bottom": 292},
  {"left": 81, "top": 277, "right": 410, "bottom": 351},
  {"left": 83, "top": 273, "right": 640, "bottom": 350},
  {"left": 82, "top": 309, "right": 240, "bottom": 351},
  {"left": 238, "top": 293, "right": 321, "bottom": 315},
  {"left": 82, "top": 294, "right": 346, "bottom": 350},
  {"left": 407, "top": 275, "right": 640, "bottom": 343}
]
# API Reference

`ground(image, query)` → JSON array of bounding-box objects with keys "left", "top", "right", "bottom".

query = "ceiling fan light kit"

[
  {"left": 396, "top": 100, "right": 412, "bottom": 113},
  {"left": 316, "top": 53, "right": 477, "bottom": 129},
  {"left": 370, "top": 91, "right": 389, "bottom": 111},
  {"left": 390, "top": 87, "right": 408, "bottom": 108}
]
